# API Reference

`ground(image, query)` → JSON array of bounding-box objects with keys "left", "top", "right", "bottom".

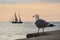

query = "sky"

[
  {"left": 0, "top": 0, "right": 60, "bottom": 4},
  {"left": 0, "top": 0, "right": 60, "bottom": 22}
]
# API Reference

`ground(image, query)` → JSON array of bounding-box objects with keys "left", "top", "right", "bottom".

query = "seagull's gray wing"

[{"left": 35, "top": 19, "right": 49, "bottom": 28}]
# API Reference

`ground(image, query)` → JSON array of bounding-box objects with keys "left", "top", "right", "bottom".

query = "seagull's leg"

[
  {"left": 38, "top": 28, "right": 40, "bottom": 34},
  {"left": 42, "top": 27, "right": 44, "bottom": 34}
]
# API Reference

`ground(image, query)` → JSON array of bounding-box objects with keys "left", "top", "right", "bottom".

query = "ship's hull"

[{"left": 12, "top": 21, "right": 23, "bottom": 23}]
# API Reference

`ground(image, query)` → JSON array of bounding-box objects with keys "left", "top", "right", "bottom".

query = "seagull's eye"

[{"left": 33, "top": 16, "right": 34, "bottom": 17}]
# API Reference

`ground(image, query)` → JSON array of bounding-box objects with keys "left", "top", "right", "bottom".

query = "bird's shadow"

[{"left": 26, "top": 32, "right": 51, "bottom": 38}]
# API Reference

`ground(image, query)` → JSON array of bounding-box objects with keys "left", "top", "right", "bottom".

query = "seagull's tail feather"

[{"left": 47, "top": 24, "right": 55, "bottom": 27}]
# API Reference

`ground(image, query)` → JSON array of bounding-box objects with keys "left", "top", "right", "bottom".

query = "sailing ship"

[{"left": 12, "top": 13, "right": 23, "bottom": 23}]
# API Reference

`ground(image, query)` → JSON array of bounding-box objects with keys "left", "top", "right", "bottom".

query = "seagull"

[{"left": 33, "top": 14, "right": 54, "bottom": 34}]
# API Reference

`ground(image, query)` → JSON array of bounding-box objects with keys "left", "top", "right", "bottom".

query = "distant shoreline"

[{"left": 0, "top": 21, "right": 60, "bottom": 23}]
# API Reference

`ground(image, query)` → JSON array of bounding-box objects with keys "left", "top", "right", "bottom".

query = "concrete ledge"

[
  {"left": 16, "top": 30, "right": 60, "bottom": 40},
  {"left": 26, "top": 33, "right": 50, "bottom": 38}
]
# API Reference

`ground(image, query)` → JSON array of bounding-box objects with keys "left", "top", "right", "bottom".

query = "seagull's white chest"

[{"left": 33, "top": 19, "right": 38, "bottom": 23}]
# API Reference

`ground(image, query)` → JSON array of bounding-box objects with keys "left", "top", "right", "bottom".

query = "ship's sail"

[
  {"left": 18, "top": 13, "right": 23, "bottom": 23},
  {"left": 18, "top": 14, "right": 21, "bottom": 22},
  {"left": 14, "top": 13, "right": 18, "bottom": 22}
]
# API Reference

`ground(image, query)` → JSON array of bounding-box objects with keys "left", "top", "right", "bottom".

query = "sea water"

[{"left": 0, "top": 22, "right": 60, "bottom": 40}]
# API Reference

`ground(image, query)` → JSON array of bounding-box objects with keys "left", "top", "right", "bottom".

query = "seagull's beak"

[{"left": 33, "top": 16, "right": 34, "bottom": 18}]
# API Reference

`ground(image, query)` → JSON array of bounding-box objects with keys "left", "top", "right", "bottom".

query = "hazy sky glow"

[
  {"left": 0, "top": 0, "right": 60, "bottom": 22},
  {"left": 0, "top": 0, "right": 60, "bottom": 4}
]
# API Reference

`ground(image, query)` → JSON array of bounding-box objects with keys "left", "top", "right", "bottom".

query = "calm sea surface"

[{"left": 0, "top": 22, "right": 60, "bottom": 40}]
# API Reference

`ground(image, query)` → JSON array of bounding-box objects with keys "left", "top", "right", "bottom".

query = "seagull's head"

[{"left": 33, "top": 14, "right": 39, "bottom": 20}]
